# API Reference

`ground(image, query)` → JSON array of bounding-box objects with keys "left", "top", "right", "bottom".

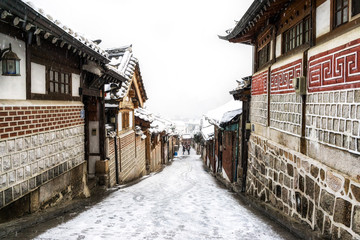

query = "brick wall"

[
  {"left": 0, "top": 102, "right": 85, "bottom": 209},
  {"left": 247, "top": 134, "right": 360, "bottom": 239}
]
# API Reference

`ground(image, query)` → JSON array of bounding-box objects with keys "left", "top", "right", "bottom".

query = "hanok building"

[
  {"left": 0, "top": 0, "right": 124, "bottom": 219},
  {"left": 221, "top": 0, "right": 360, "bottom": 238},
  {"left": 103, "top": 45, "right": 148, "bottom": 186}
]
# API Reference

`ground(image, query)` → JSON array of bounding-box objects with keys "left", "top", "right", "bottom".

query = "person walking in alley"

[
  {"left": 183, "top": 144, "right": 186, "bottom": 155},
  {"left": 187, "top": 145, "right": 190, "bottom": 155}
]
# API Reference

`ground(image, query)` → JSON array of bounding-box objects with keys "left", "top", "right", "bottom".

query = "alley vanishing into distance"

[{"left": 14, "top": 149, "right": 298, "bottom": 240}]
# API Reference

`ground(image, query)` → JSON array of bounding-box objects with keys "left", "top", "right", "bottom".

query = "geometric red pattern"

[
  {"left": 308, "top": 38, "right": 360, "bottom": 92},
  {"left": 270, "top": 59, "right": 302, "bottom": 94},
  {"left": 252, "top": 70, "right": 268, "bottom": 95}
]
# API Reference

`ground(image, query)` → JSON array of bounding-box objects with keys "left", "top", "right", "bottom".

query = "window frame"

[
  {"left": 46, "top": 66, "right": 72, "bottom": 96},
  {"left": 333, "top": 0, "right": 349, "bottom": 28},
  {"left": 257, "top": 42, "right": 271, "bottom": 70},
  {"left": 282, "top": 16, "right": 311, "bottom": 54},
  {"left": 122, "top": 111, "right": 130, "bottom": 130}
]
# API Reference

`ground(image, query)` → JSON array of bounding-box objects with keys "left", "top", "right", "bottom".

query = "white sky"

[{"left": 29, "top": 0, "right": 254, "bottom": 120}]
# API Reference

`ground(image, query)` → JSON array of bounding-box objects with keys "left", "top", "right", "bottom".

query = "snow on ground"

[{"left": 35, "top": 150, "right": 296, "bottom": 240}]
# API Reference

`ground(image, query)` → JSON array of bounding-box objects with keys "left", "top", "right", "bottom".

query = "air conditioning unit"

[{"left": 293, "top": 76, "right": 306, "bottom": 95}]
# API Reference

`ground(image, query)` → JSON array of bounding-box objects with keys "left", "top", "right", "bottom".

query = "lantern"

[{"left": 1, "top": 44, "right": 21, "bottom": 76}]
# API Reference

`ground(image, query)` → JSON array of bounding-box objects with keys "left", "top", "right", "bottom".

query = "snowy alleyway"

[{"left": 26, "top": 149, "right": 297, "bottom": 240}]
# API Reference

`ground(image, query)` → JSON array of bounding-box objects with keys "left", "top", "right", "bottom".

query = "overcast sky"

[{"left": 30, "top": 0, "right": 254, "bottom": 120}]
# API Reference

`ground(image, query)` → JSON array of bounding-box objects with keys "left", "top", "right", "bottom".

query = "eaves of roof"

[
  {"left": 219, "top": 0, "right": 293, "bottom": 44},
  {"left": 0, "top": 0, "right": 110, "bottom": 63}
]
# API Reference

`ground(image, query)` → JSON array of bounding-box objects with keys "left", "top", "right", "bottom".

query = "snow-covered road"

[{"left": 33, "top": 149, "right": 297, "bottom": 240}]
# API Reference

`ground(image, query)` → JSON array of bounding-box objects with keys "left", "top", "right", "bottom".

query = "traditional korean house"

[
  {"left": 0, "top": 0, "right": 125, "bottom": 219},
  {"left": 150, "top": 116, "right": 176, "bottom": 165},
  {"left": 134, "top": 107, "right": 153, "bottom": 173},
  {"left": 219, "top": 108, "right": 242, "bottom": 183},
  {"left": 102, "top": 45, "right": 148, "bottom": 186},
  {"left": 221, "top": 0, "right": 360, "bottom": 238},
  {"left": 229, "top": 76, "right": 252, "bottom": 191}
]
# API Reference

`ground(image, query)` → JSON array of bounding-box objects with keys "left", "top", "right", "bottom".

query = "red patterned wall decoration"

[
  {"left": 251, "top": 70, "right": 268, "bottom": 95},
  {"left": 270, "top": 59, "right": 302, "bottom": 94},
  {"left": 308, "top": 38, "right": 360, "bottom": 92}
]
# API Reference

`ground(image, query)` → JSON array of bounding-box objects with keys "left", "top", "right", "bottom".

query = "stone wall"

[
  {"left": 250, "top": 95, "right": 268, "bottom": 126},
  {"left": 306, "top": 89, "right": 360, "bottom": 153},
  {"left": 0, "top": 102, "right": 85, "bottom": 210},
  {"left": 247, "top": 134, "right": 360, "bottom": 239},
  {"left": 270, "top": 93, "right": 302, "bottom": 136}
]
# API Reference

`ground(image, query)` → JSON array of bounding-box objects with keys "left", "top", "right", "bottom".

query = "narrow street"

[{"left": 14, "top": 149, "right": 298, "bottom": 240}]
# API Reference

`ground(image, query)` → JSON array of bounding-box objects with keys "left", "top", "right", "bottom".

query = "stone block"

[
  {"left": 287, "top": 163, "right": 294, "bottom": 177},
  {"left": 333, "top": 198, "right": 352, "bottom": 227},
  {"left": 323, "top": 215, "right": 332, "bottom": 238},
  {"left": 295, "top": 192, "right": 302, "bottom": 214},
  {"left": 306, "top": 176, "right": 315, "bottom": 199},
  {"left": 310, "top": 165, "right": 319, "bottom": 178},
  {"left": 299, "top": 175, "right": 304, "bottom": 192},
  {"left": 351, "top": 184, "right": 360, "bottom": 201},
  {"left": 3, "top": 156, "right": 11, "bottom": 171},
  {"left": 340, "top": 228, "right": 355, "bottom": 240},
  {"left": 4, "top": 187, "right": 13, "bottom": 204},
  {"left": 301, "top": 196, "right": 308, "bottom": 219},
  {"left": 320, "top": 190, "right": 335, "bottom": 215},
  {"left": 12, "top": 153, "right": 20, "bottom": 168},
  {"left": 29, "top": 177, "right": 36, "bottom": 189},
  {"left": 16, "top": 168, "right": 24, "bottom": 181},
  {"left": 353, "top": 121, "right": 359, "bottom": 136},
  {"left": 282, "top": 187, "right": 288, "bottom": 203},
  {"left": 327, "top": 171, "right": 342, "bottom": 192},
  {"left": 284, "top": 175, "right": 291, "bottom": 188},
  {"left": 315, "top": 209, "right": 324, "bottom": 231},
  {"left": 351, "top": 105, "right": 356, "bottom": 119},
  {"left": 13, "top": 184, "right": 21, "bottom": 199},
  {"left": 0, "top": 174, "right": 7, "bottom": 188},
  {"left": 353, "top": 205, "right": 360, "bottom": 235},
  {"left": 21, "top": 181, "right": 28, "bottom": 195}
]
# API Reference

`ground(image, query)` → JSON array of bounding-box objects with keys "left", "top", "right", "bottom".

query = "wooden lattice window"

[
  {"left": 283, "top": 16, "right": 310, "bottom": 53},
  {"left": 122, "top": 111, "right": 129, "bottom": 129},
  {"left": 334, "top": 0, "right": 349, "bottom": 27},
  {"left": 353, "top": 0, "right": 360, "bottom": 16},
  {"left": 257, "top": 43, "right": 270, "bottom": 69},
  {"left": 47, "top": 68, "right": 71, "bottom": 95}
]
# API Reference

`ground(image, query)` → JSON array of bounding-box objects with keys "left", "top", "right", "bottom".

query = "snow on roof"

[
  {"left": 220, "top": 108, "right": 242, "bottom": 125},
  {"left": 182, "top": 134, "right": 191, "bottom": 139},
  {"left": 205, "top": 100, "right": 242, "bottom": 125},
  {"left": 150, "top": 115, "right": 176, "bottom": 135},
  {"left": 104, "top": 46, "right": 139, "bottom": 100},
  {"left": 23, "top": 1, "right": 109, "bottom": 59},
  {"left": 134, "top": 107, "right": 154, "bottom": 123}
]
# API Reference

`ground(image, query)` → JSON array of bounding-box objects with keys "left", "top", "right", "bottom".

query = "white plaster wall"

[
  {"left": 308, "top": 26, "right": 360, "bottom": 58},
  {"left": 31, "top": 62, "right": 46, "bottom": 94},
  {"left": 117, "top": 113, "right": 122, "bottom": 132},
  {"left": 271, "top": 51, "right": 303, "bottom": 70},
  {"left": 0, "top": 33, "right": 26, "bottom": 100},
  {"left": 276, "top": 35, "right": 282, "bottom": 58},
  {"left": 270, "top": 40, "right": 274, "bottom": 60},
  {"left": 89, "top": 121, "right": 99, "bottom": 153},
  {"left": 129, "top": 111, "right": 133, "bottom": 128},
  {"left": 89, "top": 121, "right": 99, "bottom": 176},
  {"left": 316, "top": 0, "right": 331, "bottom": 38},
  {"left": 72, "top": 73, "right": 80, "bottom": 97}
]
